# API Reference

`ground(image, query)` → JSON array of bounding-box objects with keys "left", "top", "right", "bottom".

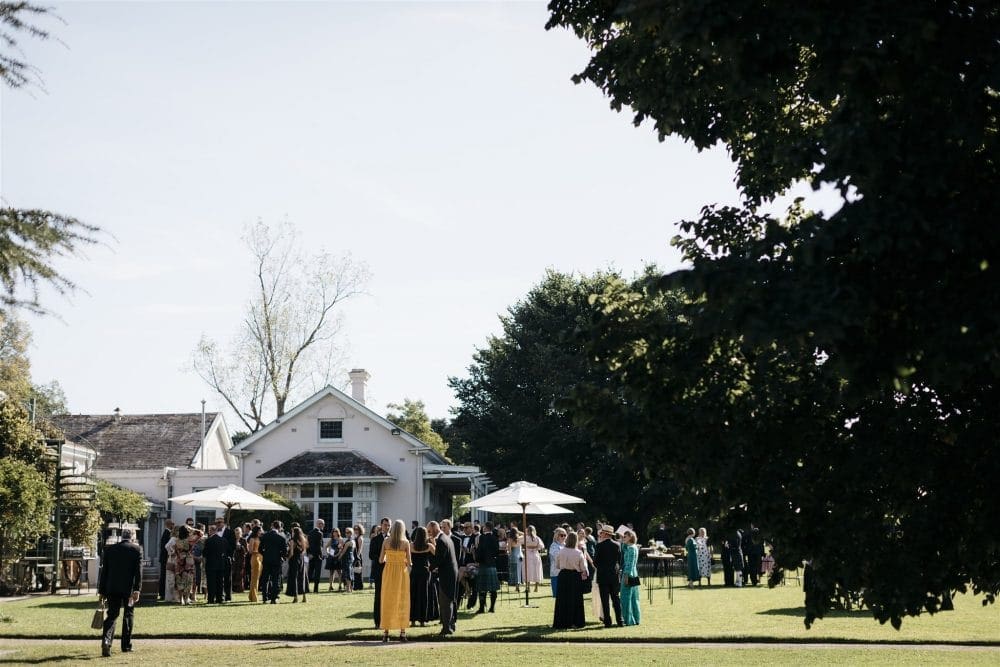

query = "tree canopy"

[
  {"left": 1, "top": 4, "right": 102, "bottom": 314},
  {"left": 449, "top": 270, "right": 683, "bottom": 531},
  {"left": 547, "top": 0, "right": 1000, "bottom": 628}
]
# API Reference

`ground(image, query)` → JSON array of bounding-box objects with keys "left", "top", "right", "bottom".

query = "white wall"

[{"left": 238, "top": 393, "right": 423, "bottom": 523}]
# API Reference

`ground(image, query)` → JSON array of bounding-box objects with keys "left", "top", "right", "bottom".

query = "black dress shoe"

[
  {"left": 122, "top": 647, "right": 133, "bottom": 653},
  {"left": 101, "top": 646, "right": 111, "bottom": 657}
]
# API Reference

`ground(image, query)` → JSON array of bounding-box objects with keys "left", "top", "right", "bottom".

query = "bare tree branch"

[{"left": 192, "top": 220, "right": 370, "bottom": 430}]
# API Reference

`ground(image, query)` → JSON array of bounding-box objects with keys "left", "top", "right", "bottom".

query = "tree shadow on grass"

[
  {"left": 16, "top": 599, "right": 95, "bottom": 611},
  {"left": 758, "top": 607, "right": 866, "bottom": 618},
  {"left": 0, "top": 649, "right": 96, "bottom": 664}
]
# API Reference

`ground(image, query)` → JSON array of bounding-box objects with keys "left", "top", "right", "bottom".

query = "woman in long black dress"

[
  {"left": 552, "top": 532, "right": 587, "bottom": 629},
  {"left": 409, "top": 526, "right": 435, "bottom": 626},
  {"left": 285, "top": 526, "right": 309, "bottom": 602}
]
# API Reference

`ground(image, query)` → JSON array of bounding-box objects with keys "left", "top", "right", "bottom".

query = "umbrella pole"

[{"left": 522, "top": 503, "right": 530, "bottom": 607}]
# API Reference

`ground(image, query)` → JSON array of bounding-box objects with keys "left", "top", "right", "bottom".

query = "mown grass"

[
  {"left": 1, "top": 642, "right": 999, "bottom": 666},
  {"left": 0, "top": 577, "right": 997, "bottom": 644}
]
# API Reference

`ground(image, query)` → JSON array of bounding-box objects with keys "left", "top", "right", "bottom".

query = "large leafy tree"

[
  {"left": 548, "top": 1, "right": 1000, "bottom": 627},
  {"left": 0, "top": 400, "right": 52, "bottom": 592},
  {"left": 449, "top": 270, "right": 683, "bottom": 531},
  {"left": 386, "top": 398, "right": 449, "bottom": 458}
]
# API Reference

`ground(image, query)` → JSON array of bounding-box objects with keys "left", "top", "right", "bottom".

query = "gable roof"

[
  {"left": 51, "top": 413, "right": 219, "bottom": 470},
  {"left": 231, "top": 385, "right": 449, "bottom": 465},
  {"left": 258, "top": 451, "right": 394, "bottom": 481}
]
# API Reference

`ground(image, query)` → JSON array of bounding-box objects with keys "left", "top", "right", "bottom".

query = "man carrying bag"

[{"left": 98, "top": 528, "right": 142, "bottom": 657}]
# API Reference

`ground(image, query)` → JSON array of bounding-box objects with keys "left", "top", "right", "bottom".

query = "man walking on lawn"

[{"left": 98, "top": 528, "right": 142, "bottom": 657}]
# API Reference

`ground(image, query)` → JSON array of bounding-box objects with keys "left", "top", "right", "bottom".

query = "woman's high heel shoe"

[
  {"left": 399, "top": 631, "right": 407, "bottom": 642},
  {"left": 382, "top": 631, "right": 389, "bottom": 643}
]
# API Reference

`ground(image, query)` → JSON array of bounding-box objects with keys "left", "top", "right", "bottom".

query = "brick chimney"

[{"left": 348, "top": 369, "right": 370, "bottom": 405}]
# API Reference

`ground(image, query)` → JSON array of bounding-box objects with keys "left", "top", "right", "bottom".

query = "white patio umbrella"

[
  {"left": 473, "top": 503, "right": 573, "bottom": 516},
  {"left": 463, "top": 481, "right": 585, "bottom": 606},
  {"left": 169, "top": 484, "right": 288, "bottom": 523}
]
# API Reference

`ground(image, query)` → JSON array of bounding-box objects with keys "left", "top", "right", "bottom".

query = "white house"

[{"left": 231, "top": 370, "right": 492, "bottom": 533}]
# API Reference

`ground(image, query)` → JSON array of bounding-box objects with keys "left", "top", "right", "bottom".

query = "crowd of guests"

[
  {"left": 157, "top": 512, "right": 769, "bottom": 641},
  {"left": 683, "top": 525, "right": 769, "bottom": 588}
]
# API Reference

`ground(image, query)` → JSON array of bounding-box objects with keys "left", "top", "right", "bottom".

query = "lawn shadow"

[
  {"left": 0, "top": 649, "right": 96, "bottom": 664},
  {"left": 18, "top": 599, "right": 96, "bottom": 611},
  {"left": 758, "top": 607, "right": 868, "bottom": 618}
]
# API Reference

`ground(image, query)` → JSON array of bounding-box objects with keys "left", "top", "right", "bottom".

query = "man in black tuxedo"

[
  {"left": 594, "top": 524, "right": 624, "bottom": 627},
  {"left": 157, "top": 519, "right": 173, "bottom": 600},
  {"left": 427, "top": 521, "right": 458, "bottom": 635},
  {"left": 369, "top": 516, "right": 390, "bottom": 627},
  {"left": 213, "top": 517, "right": 236, "bottom": 601},
  {"left": 475, "top": 522, "right": 501, "bottom": 613},
  {"left": 98, "top": 528, "right": 142, "bottom": 657},
  {"left": 203, "top": 524, "right": 228, "bottom": 604},
  {"left": 307, "top": 518, "right": 325, "bottom": 594},
  {"left": 258, "top": 520, "right": 288, "bottom": 603}
]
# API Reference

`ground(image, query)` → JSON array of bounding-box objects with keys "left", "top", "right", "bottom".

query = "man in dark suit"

[
  {"left": 594, "top": 524, "right": 624, "bottom": 627},
  {"left": 157, "top": 519, "right": 173, "bottom": 600},
  {"left": 203, "top": 524, "right": 228, "bottom": 604},
  {"left": 427, "top": 521, "right": 458, "bottom": 635},
  {"left": 475, "top": 522, "right": 500, "bottom": 613},
  {"left": 369, "top": 516, "right": 390, "bottom": 627},
  {"left": 307, "top": 518, "right": 325, "bottom": 594},
  {"left": 214, "top": 517, "right": 236, "bottom": 601},
  {"left": 258, "top": 519, "right": 288, "bottom": 603},
  {"left": 98, "top": 528, "right": 142, "bottom": 657},
  {"left": 369, "top": 517, "right": 390, "bottom": 618}
]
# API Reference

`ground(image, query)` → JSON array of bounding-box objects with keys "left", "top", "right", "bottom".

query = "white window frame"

[{"left": 318, "top": 419, "right": 344, "bottom": 443}]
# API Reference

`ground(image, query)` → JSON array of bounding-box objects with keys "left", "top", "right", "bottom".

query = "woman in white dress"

[
  {"left": 521, "top": 525, "right": 544, "bottom": 592},
  {"left": 696, "top": 527, "right": 712, "bottom": 585}
]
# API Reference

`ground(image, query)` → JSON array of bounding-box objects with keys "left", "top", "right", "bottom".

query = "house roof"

[
  {"left": 257, "top": 451, "right": 394, "bottom": 481},
  {"left": 231, "top": 385, "right": 450, "bottom": 465},
  {"left": 50, "top": 413, "right": 219, "bottom": 471}
]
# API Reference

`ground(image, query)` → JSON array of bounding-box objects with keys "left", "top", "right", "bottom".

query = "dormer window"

[{"left": 319, "top": 419, "right": 343, "bottom": 442}]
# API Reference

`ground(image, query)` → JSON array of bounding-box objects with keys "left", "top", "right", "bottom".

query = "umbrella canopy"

[
  {"left": 462, "top": 481, "right": 585, "bottom": 608},
  {"left": 466, "top": 502, "right": 574, "bottom": 515},
  {"left": 169, "top": 484, "right": 287, "bottom": 522},
  {"left": 464, "top": 480, "right": 585, "bottom": 509}
]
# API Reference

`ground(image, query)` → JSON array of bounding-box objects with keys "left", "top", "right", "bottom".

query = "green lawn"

[
  {"left": 1, "top": 642, "right": 999, "bottom": 666},
  {"left": 0, "top": 578, "right": 997, "bottom": 644}
]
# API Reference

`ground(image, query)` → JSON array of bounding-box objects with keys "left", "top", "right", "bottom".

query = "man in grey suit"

[
  {"left": 428, "top": 521, "right": 459, "bottom": 635},
  {"left": 98, "top": 528, "right": 142, "bottom": 657}
]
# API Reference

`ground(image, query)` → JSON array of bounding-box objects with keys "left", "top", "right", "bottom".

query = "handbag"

[
  {"left": 91, "top": 600, "right": 106, "bottom": 630},
  {"left": 626, "top": 575, "right": 640, "bottom": 587}
]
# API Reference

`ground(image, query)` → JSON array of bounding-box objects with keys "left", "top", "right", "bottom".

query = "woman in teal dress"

[
  {"left": 619, "top": 530, "right": 641, "bottom": 625},
  {"left": 685, "top": 527, "right": 699, "bottom": 588}
]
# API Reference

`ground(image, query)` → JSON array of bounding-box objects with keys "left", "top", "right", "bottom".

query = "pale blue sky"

[{"left": 3, "top": 1, "right": 796, "bottom": 425}]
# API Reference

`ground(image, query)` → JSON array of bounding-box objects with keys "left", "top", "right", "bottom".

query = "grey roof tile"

[
  {"left": 258, "top": 451, "right": 391, "bottom": 480},
  {"left": 50, "top": 413, "right": 216, "bottom": 470}
]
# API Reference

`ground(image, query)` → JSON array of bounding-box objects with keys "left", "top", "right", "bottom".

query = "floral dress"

[
  {"left": 173, "top": 537, "right": 195, "bottom": 597},
  {"left": 695, "top": 536, "right": 712, "bottom": 579}
]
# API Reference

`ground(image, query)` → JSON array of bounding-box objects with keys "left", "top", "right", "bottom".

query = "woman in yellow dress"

[
  {"left": 247, "top": 526, "right": 263, "bottom": 602},
  {"left": 379, "top": 519, "right": 411, "bottom": 642}
]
